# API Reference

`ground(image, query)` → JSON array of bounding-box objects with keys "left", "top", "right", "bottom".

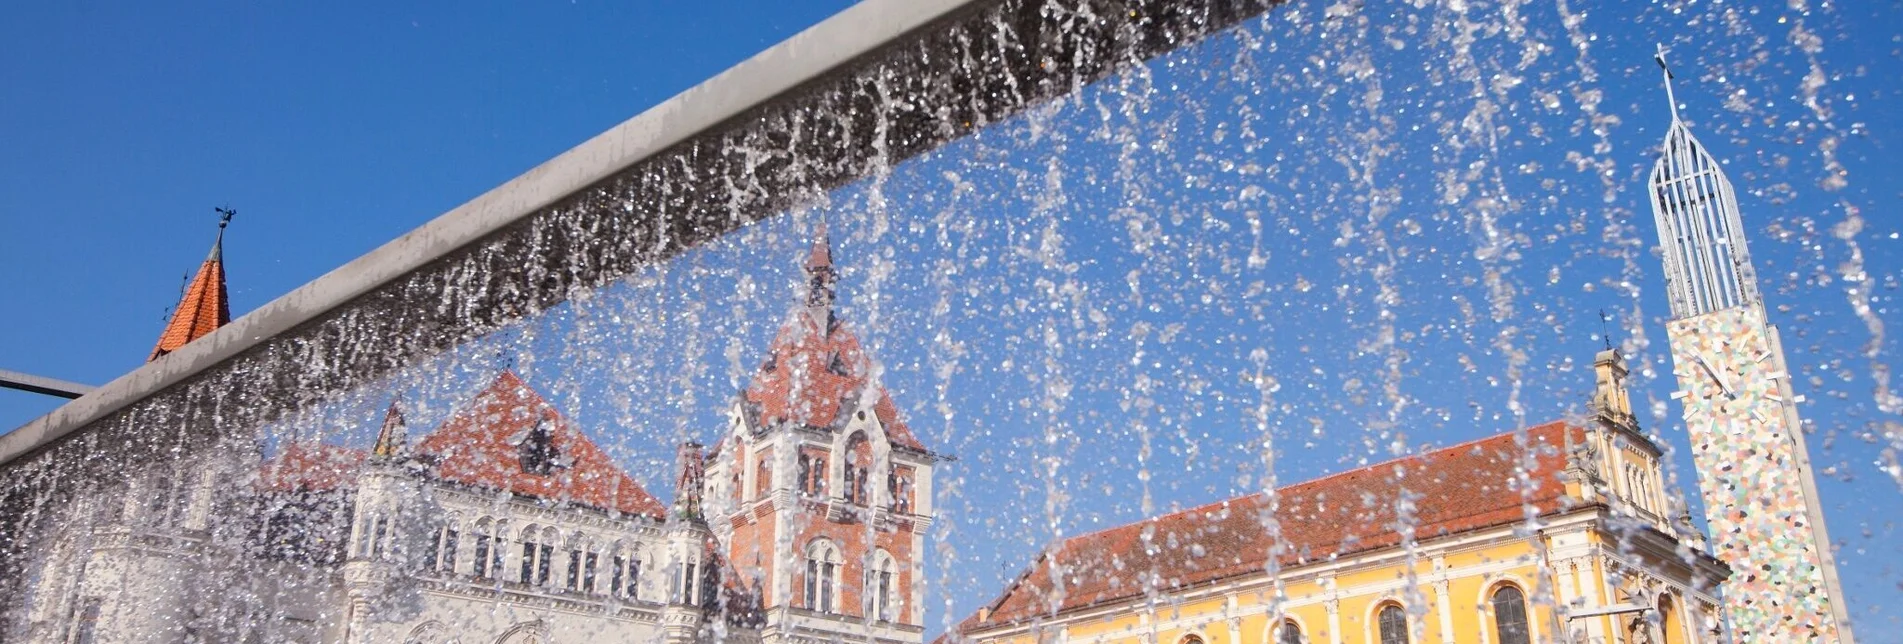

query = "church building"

[{"left": 948, "top": 348, "right": 1730, "bottom": 644}]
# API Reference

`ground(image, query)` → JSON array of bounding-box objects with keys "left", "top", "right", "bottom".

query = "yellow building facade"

[{"left": 953, "top": 350, "right": 1729, "bottom": 644}]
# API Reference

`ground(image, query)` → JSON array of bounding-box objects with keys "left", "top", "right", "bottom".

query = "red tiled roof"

[
  {"left": 149, "top": 237, "right": 230, "bottom": 361},
  {"left": 959, "top": 422, "right": 1588, "bottom": 631},
  {"left": 258, "top": 442, "right": 368, "bottom": 493},
  {"left": 414, "top": 371, "right": 667, "bottom": 518},
  {"left": 744, "top": 311, "right": 925, "bottom": 451}
]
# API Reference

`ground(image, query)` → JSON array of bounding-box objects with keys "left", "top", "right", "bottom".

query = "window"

[
  {"left": 369, "top": 516, "right": 390, "bottom": 560},
  {"left": 1180, "top": 636, "right": 1205, "bottom": 644},
  {"left": 1491, "top": 586, "right": 1530, "bottom": 644},
  {"left": 675, "top": 559, "right": 701, "bottom": 604},
  {"left": 582, "top": 551, "right": 599, "bottom": 593},
  {"left": 612, "top": 550, "right": 642, "bottom": 600},
  {"left": 865, "top": 550, "right": 898, "bottom": 621},
  {"left": 473, "top": 534, "right": 495, "bottom": 579},
  {"left": 798, "top": 451, "right": 829, "bottom": 496},
  {"left": 805, "top": 540, "right": 840, "bottom": 613},
  {"left": 843, "top": 433, "right": 870, "bottom": 505},
  {"left": 429, "top": 525, "right": 459, "bottom": 572},
  {"left": 519, "top": 528, "right": 555, "bottom": 586},
  {"left": 888, "top": 469, "right": 913, "bottom": 514},
  {"left": 1276, "top": 620, "right": 1304, "bottom": 644},
  {"left": 1377, "top": 604, "right": 1408, "bottom": 644},
  {"left": 566, "top": 547, "right": 584, "bottom": 592}
]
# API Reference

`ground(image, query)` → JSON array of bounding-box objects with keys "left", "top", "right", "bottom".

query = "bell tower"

[
  {"left": 1648, "top": 47, "right": 1854, "bottom": 642},
  {"left": 702, "top": 224, "right": 938, "bottom": 644}
]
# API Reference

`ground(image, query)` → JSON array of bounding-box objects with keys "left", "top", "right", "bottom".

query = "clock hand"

[{"left": 1695, "top": 356, "right": 1734, "bottom": 397}]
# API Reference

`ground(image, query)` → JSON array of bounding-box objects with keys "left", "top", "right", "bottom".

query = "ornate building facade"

[{"left": 20, "top": 228, "right": 939, "bottom": 644}]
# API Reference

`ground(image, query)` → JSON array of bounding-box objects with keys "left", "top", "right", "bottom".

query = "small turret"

[
  {"left": 371, "top": 399, "right": 408, "bottom": 460},
  {"left": 149, "top": 209, "right": 235, "bottom": 361},
  {"left": 1590, "top": 348, "right": 1639, "bottom": 433},
  {"left": 674, "top": 442, "right": 706, "bottom": 521},
  {"left": 803, "top": 222, "right": 836, "bottom": 326}
]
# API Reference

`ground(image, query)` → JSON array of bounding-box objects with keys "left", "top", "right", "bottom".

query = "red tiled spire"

[
  {"left": 371, "top": 398, "right": 408, "bottom": 459},
  {"left": 148, "top": 212, "right": 234, "bottom": 361},
  {"left": 803, "top": 221, "right": 836, "bottom": 324}
]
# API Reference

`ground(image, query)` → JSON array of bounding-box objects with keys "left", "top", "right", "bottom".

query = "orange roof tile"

[
  {"left": 258, "top": 442, "right": 368, "bottom": 493},
  {"left": 744, "top": 311, "right": 925, "bottom": 451},
  {"left": 414, "top": 371, "right": 667, "bottom": 518},
  {"left": 149, "top": 234, "right": 230, "bottom": 361},
  {"left": 959, "top": 422, "right": 1590, "bottom": 631}
]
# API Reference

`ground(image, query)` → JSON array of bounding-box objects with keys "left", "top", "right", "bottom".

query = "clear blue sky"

[{"left": 5, "top": 0, "right": 1903, "bottom": 640}]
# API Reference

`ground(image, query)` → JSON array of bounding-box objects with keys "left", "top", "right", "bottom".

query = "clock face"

[{"left": 1665, "top": 304, "right": 1841, "bottom": 640}]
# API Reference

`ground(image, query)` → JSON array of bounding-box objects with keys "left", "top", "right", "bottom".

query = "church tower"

[
  {"left": 703, "top": 224, "right": 938, "bottom": 644},
  {"left": 1648, "top": 48, "right": 1854, "bottom": 641}
]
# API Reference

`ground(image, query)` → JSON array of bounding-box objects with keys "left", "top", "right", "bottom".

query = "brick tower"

[{"left": 703, "top": 224, "right": 939, "bottom": 644}]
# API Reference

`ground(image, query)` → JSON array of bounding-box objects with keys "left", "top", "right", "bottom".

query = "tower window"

[{"left": 1277, "top": 620, "right": 1304, "bottom": 644}]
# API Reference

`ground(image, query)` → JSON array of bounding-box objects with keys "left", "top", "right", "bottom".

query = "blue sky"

[{"left": 5, "top": 0, "right": 1903, "bottom": 639}]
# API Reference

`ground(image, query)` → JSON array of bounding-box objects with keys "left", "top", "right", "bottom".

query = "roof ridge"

[{"left": 1047, "top": 420, "right": 1576, "bottom": 552}]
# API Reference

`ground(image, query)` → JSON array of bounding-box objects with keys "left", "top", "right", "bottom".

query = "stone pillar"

[
  {"left": 1325, "top": 599, "right": 1342, "bottom": 644},
  {"left": 1434, "top": 579, "right": 1455, "bottom": 644}
]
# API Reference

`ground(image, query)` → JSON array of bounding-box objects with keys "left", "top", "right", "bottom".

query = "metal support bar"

[{"left": 0, "top": 369, "right": 93, "bottom": 400}]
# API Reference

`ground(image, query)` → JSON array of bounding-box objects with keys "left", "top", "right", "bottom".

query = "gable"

[{"left": 414, "top": 371, "right": 666, "bottom": 518}]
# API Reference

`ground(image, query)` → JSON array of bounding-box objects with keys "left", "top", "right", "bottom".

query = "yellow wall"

[{"left": 975, "top": 539, "right": 1569, "bottom": 644}]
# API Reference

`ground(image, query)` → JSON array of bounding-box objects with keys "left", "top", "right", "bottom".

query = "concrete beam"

[{"left": 0, "top": 369, "right": 93, "bottom": 400}]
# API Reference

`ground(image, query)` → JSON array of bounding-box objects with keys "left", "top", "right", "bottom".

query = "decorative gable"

[{"left": 414, "top": 371, "right": 665, "bottom": 518}]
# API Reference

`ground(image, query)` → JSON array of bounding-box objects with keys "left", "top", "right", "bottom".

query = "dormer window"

[
  {"left": 828, "top": 352, "right": 850, "bottom": 376},
  {"left": 512, "top": 418, "right": 569, "bottom": 475}
]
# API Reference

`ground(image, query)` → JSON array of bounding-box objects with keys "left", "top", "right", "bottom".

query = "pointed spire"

[
  {"left": 1654, "top": 44, "right": 1681, "bottom": 124},
  {"left": 149, "top": 209, "right": 234, "bottom": 361},
  {"left": 1648, "top": 48, "right": 1760, "bottom": 320},
  {"left": 802, "top": 221, "right": 836, "bottom": 325},
  {"left": 372, "top": 398, "right": 409, "bottom": 459},
  {"left": 674, "top": 441, "right": 706, "bottom": 521}
]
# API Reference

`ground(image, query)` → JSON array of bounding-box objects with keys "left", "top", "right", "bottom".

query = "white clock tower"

[{"left": 1649, "top": 48, "right": 1854, "bottom": 642}]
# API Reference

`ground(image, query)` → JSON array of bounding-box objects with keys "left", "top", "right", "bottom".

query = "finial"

[
  {"left": 208, "top": 207, "right": 235, "bottom": 261},
  {"left": 1654, "top": 44, "right": 1681, "bottom": 124}
]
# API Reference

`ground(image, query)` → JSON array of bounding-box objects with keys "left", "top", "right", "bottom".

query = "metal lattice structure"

[{"left": 1647, "top": 50, "right": 1760, "bottom": 320}]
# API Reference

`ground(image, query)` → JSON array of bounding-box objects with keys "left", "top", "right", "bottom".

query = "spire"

[
  {"left": 371, "top": 398, "right": 408, "bottom": 459},
  {"left": 1646, "top": 49, "right": 1761, "bottom": 319},
  {"left": 673, "top": 441, "right": 705, "bottom": 521},
  {"left": 1589, "top": 346, "right": 1638, "bottom": 432},
  {"left": 149, "top": 209, "right": 234, "bottom": 361},
  {"left": 803, "top": 221, "right": 836, "bottom": 325}
]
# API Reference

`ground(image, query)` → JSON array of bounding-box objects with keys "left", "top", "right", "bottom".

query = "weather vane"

[
  {"left": 1598, "top": 308, "right": 1615, "bottom": 350},
  {"left": 215, "top": 206, "right": 236, "bottom": 229}
]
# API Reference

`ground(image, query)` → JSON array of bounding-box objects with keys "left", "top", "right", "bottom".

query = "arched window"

[
  {"left": 567, "top": 535, "right": 598, "bottom": 593},
  {"left": 519, "top": 526, "right": 555, "bottom": 586},
  {"left": 1274, "top": 620, "right": 1304, "bottom": 644},
  {"left": 805, "top": 540, "right": 841, "bottom": 613},
  {"left": 1180, "top": 635, "right": 1205, "bottom": 644},
  {"left": 1491, "top": 585, "right": 1530, "bottom": 644},
  {"left": 864, "top": 550, "right": 900, "bottom": 621},
  {"left": 472, "top": 518, "right": 502, "bottom": 579},
  {"left": 1658, "top": 594, "right": 1683, "bottom": 644},
  {"left": 1377, "top": 604, "right": 1408, "bottom": 644},
  {"left": 427, "top": 519, "right": 459, "bottom": 572},
  {"left": 843, "top": 432, "right": 871, "bottom": 505},
  {"left": 611, "top": 543, "right": 642, "bottom": 600}
]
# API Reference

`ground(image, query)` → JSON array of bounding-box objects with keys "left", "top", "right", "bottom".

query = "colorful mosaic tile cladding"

[{"left": 1667, "top": 304, "right": 1844, "bottom": 641}]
